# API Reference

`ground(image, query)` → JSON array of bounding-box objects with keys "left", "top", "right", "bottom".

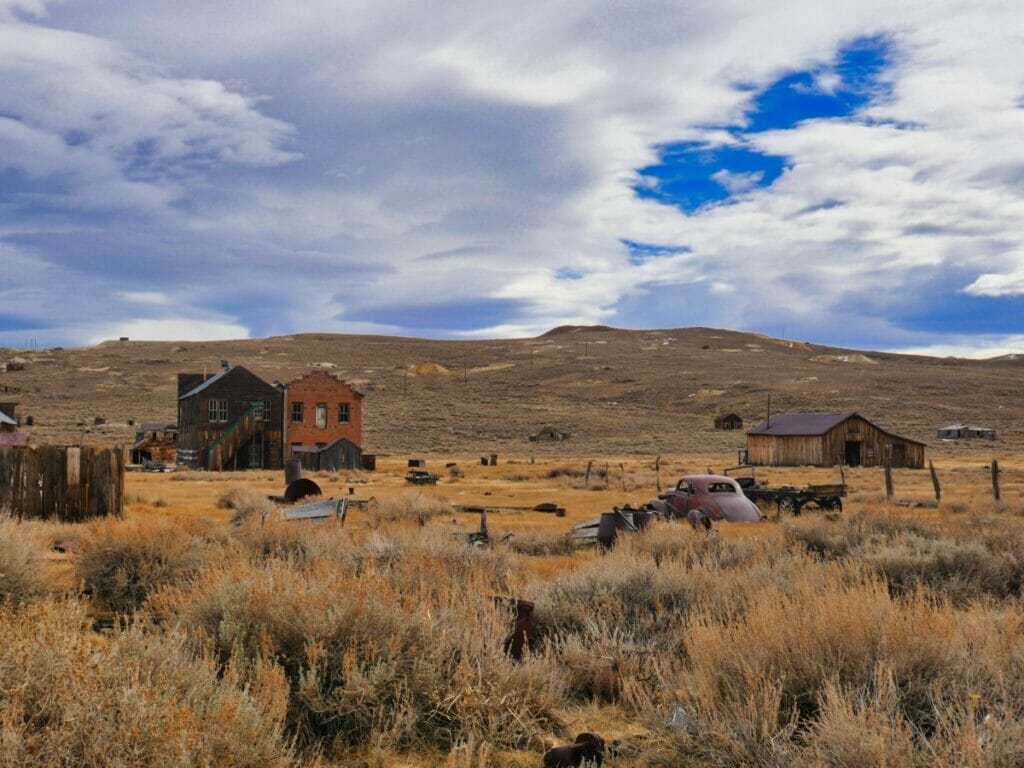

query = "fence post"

[
  {"left": 929, "top": 460, "right": 941, "bottom": 503},
  {"left": 992, "top": 460, "right": 1001, "bottom": 501},
  {"left": 584, "top": 460, "right": 592, "bottom": 488},
  {"left": 884, "top": 457, "right": 894, "bottom": 501},
  {"left": 655, "top": 455, "right": 662, "bottom": 492}
]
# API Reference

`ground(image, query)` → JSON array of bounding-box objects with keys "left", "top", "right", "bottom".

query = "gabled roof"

[
  {"left": 747, "top": 412, "right": 856, "bottom": 436},
  {"left": 748, "top": 411, "right": 926, "bottom": 446},
  {"left": 178, "top": 368, "right": 232, "bottom": 400}
]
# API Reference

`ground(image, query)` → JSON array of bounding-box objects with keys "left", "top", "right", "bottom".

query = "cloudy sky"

[{"left": 1, "top": 0, "right": 1023, "bottom": 356}]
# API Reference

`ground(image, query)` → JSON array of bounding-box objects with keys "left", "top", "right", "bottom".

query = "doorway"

[{"left": 845, "top": 441, "right": 862, "bottom": 467}]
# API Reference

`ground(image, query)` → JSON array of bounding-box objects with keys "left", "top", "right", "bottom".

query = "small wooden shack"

[
  {"left": 938, "top": 423, "right": 996, "bottom": 441},
  {"left": 290, "top": 437, "right": 362, "bottom": 472},
  {"left": 0, "top": 445, "right": 124, "bottom": 520},
  {"left": 130, "top": 422, "right": 178, "bottom": 464},
  {"left": 747, "top": 412, "right": 925, "bottom": 469},
  {"left": 714, "top": 413, "right": 743, "bottom": 430}
]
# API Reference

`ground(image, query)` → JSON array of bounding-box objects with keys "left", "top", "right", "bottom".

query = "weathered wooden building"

[
  {"left": 747, "top": 412, "right": 925, "bottom": 468},
  {"left": 176, "top": 366, "right": 284, "bottom": 470},
  {"left": 285, "top": 371, "right": 363, "bottom": 470},
  {"left": 130, "top": 422, "right": 178, "bottom": 464},
  {"left": 714, "top": 413, "right": 743, "bottom": 430},
  {"left": 937, "top": 423, "right": 996, "bottom": 441}
]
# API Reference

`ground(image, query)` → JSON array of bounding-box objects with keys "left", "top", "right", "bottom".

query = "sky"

[{"left": 1, "top": 1, "right": 1024, "bottom": 357}]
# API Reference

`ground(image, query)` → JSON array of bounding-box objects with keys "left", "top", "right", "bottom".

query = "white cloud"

[
  {"left": 0, "top": 0, "right": 1022, "bottom": 350},
  {"left": 85, "top": 318, "right": 250, "bottom": 344}
]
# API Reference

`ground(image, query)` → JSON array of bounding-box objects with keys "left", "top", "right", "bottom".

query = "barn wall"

[
  {"left": 819, "top": 416, "right": 924, "bottom": 469},
  {"left": 747, "top": 434, "right": 825, "bottom": 466}
]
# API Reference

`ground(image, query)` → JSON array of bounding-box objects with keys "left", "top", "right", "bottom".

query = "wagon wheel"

[
  {"left": 778, "top": 495, "right": 797, "bottom": 516},
  {"left": 821, "top": 497, "right": 843, "bottom": 512}
]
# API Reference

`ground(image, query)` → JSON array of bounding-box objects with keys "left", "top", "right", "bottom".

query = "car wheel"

[{"left": 778, "top": 496, "right": 797, "bottom": 515}]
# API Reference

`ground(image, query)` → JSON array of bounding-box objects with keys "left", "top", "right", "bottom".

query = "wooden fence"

[{"left": 0, "top": 445, "right": 124, "bottom": 521}]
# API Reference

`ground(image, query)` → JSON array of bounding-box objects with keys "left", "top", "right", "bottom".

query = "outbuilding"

[
  {"left": 746, "top": 412, "right": 925, "bottom": 468},
  {"left": 938, "top": 423, "right": 996, "bottom": 441},
  {"left": 714, "top": 413, "right": 743, "bottom": 430}
]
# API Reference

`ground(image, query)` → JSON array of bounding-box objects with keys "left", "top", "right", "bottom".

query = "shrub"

[
  {"left": 0, "top": 600, "right": 296, "bottom": 767},
  {"left": 0, "top": 515, "right": 48, "bottom": 603},
  {"left": 370, "top": 493, "right": 452, "bottom": 525},
  {"left": 218, "top": 485, "right": 276, "bottom": 526},
  {"left": 76, "top": 518, "right": 209, "bottom": 613}
]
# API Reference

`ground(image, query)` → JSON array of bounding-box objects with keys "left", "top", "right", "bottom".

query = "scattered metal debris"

[
  {"left": 282, "top": 497, "right": 347, "bottom": 523},
  {"left": 406, "top": 469, "right": 439, "bottom": 485},
  {"left": 283, "top": 477, "right": 323, "bottom": 503},
  {"left": 572, "top": 507, "right": 650, "bottom": 548}
]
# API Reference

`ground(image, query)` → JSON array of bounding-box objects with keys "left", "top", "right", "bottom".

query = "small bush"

[
  {"left": 77, "top": 518, "right": 209, "bottom": 613},
  {"left": 0, "top": 515, "right": 48, "bottom": 603},
  {"left": 218, "top": 486, "right": 276, "bottom": 525},
  {"left": 370, "top": 493, "right": 452, "bottom": 525},
  {"left": 0, "top": 600, "right": 296, "bottom": 767}
]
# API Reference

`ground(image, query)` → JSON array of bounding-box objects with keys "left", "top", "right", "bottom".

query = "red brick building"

[{"left": 285, "top": 372, "right": 364, "bottom": 469}]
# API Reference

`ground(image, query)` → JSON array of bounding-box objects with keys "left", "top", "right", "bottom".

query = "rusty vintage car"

[{"left": 648, "top": 474, "right": 765, "bottom": 524}]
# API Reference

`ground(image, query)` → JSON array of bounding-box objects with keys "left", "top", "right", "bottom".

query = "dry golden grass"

[{"left": 2, "top": 452, "right": 1024, "bottom": 766}]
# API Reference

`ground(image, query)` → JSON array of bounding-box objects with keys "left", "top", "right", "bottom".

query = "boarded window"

[
  {"left": 208, "top": 399, "right": 227, "bottom": 422},
  {"left": 315, "top": 403, "right": 327, "bottom": 429},
  {"left": 338, "top": 402, "right": 350, "bottom": 423}
]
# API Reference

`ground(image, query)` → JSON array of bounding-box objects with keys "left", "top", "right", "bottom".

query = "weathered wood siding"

[
  {"left": 0, "top": 445, "right": 124, "bottom": 521},
  {"left": 748, "top": 415, "right": 924, "bottom": 468},
  {"left": 177, "top": 367, "right": 284, "bottom": 470}
]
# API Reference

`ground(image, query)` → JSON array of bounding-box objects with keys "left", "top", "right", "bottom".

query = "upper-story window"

[
  {"left": 208, "top": 399, "right": 227, "bottom": 422},
  {"left": 291, "top": 402, "right": 304, "bottom": 423},
  {"left": 253, "top": 400, "right": 271, "bottom": 421},
  {"left": 338, "top": 402, "right": 350, "bottom": 423},
  {"left": 315, "top": 403, "right": 327, "bottom": 429}
]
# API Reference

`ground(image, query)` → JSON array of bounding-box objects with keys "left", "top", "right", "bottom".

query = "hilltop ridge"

[{"left": 1, "top": 326, "right": 1019, "bottom": 455}]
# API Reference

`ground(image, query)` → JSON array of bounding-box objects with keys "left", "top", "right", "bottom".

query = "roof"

[
  {"left": 0, "top": 412, "right": 15, "bottom": 427},
  {"left": 748, "top": 411, "right": 926, "bottom": 446},
  {"left": 138, "top": 422, "right": 178, "bottom": 432},
  {"left": 178, "top": 368, "right": 231, "bottom": 400},
  {"left": 0, "top": 432, "right": 28, "bottom": 447},
  {"left": 291, "top": 437, "right": 360, "bottom": 453},
  {"left": 939, "top": 423, "right": 966, "bottom": 431},
  {"left": 747, "top": 412, "right": 856, "bottom": 436}
]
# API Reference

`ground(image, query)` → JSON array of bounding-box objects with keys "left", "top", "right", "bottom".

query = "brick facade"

[{"left": 286, "top": 371, "right": 363, "bottom": 453}]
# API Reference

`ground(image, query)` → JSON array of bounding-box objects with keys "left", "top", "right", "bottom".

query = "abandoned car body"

[{"left": 648, "top": 474, "right": 764, "bottom": 523}]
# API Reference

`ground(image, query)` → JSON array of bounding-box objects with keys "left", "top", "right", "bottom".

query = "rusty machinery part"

[{"left": 283, "top": 477, "right": 322, "bottom": 503}]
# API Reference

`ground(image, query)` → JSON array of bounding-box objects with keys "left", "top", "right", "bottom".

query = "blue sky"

[{"left": 1, "top": 1, "right": 1023, "bottom": 357}]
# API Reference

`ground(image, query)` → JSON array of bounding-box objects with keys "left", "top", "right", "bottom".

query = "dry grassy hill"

[{"left": 1, "top": 326, "right": 1021, "bottom": 456}]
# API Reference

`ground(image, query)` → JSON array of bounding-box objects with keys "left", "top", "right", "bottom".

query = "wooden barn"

[
  {"left": 176, "top": 365, "right": 284, "bottom": 470},
  {"left": 714, "top": 413, "right": 743, "bottom": 430},
  {"left": 746, "top": 412, "right": 925, "bottom": 468}
]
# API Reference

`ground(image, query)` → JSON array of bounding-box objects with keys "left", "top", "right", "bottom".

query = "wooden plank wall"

[{"left": 0, "top": 445, "right": 124, "bottom": 521}]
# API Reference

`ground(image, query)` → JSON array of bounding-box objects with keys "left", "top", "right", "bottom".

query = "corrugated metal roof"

[
  {"left": 747, "top": 412, "right": 856, "bottom": 436},
  {"left": 178, "top": 368, "right": 231, "bottom": 400}
]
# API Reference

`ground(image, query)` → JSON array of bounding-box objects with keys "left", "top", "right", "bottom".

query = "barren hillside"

[{"left": 1, "top": 326, "right": 1020, "bottom": 455}]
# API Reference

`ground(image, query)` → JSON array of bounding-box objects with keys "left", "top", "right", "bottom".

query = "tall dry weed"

[{"left": 0, "top": 515, "right": 49, "bottom": 603}]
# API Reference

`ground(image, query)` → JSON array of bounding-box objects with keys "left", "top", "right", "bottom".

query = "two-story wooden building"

[
  {"left": 176, "top": 366, "right": 284, "bottom": 470},
  {"left": 746, "top": 412, "right": 925, "bottom": 468},
  {"left": 285, "top": 371, "right": 363, "bottom": 470}
]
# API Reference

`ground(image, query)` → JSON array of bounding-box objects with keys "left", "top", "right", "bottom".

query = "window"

[
  {"left": 315, "top": 403, "right": 327, "bottom": 429},
  {"left": 291, "top": 402, "right": 304, "bottom": 423},
  {"left": 253, "top": 400, "right": 270, "bottom": 421},
  {"left": 207, "top": 399, "right": 227, "bottom": 422},
  {"left": 338, "top": 402, "right": 350, "bottom": 423}
]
